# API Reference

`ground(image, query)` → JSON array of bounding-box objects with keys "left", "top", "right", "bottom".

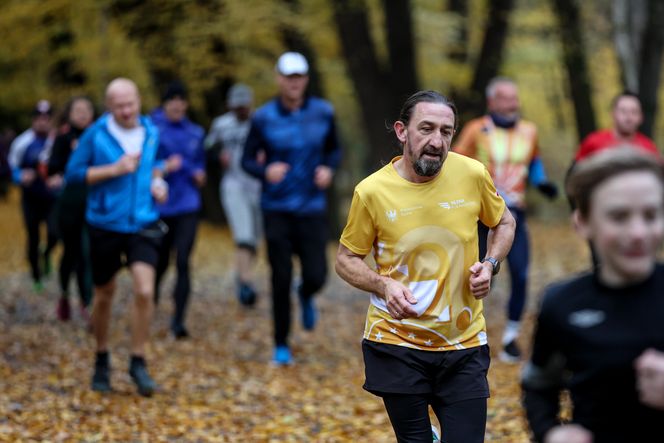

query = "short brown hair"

[{"left": 566, "top": 147, "right": 664, "bottom": 217}]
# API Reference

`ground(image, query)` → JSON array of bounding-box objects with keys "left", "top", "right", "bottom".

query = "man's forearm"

[
  {"left": 335, "top": 246, "right": 386, "bottom": 297},
  {"left": 485, "top": 208, "right": 516, "bottom": 261}
]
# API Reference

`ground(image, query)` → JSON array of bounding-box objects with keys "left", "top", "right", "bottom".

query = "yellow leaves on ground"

[{"left": 0, "top": 191, "right": 588, "bottom": 442}]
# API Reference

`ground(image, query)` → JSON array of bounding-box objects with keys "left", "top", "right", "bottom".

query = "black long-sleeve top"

[
  {"left": 48, "top": 126, "right": 84, "bottom": 176},
  {"left": 48, "top": 126, "right": 87, "bottom": 213},
  {"left": 522, "top": 264, "right": 664, "bottom": 443}
]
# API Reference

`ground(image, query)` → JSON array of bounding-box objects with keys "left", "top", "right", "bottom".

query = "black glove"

[{"left": 537, "top": 182, "right": 559, "bottom": 200}]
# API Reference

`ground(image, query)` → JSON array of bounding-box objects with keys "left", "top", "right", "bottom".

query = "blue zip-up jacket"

[
  {"left": 150, "top": 108, "right": 206, "bottom": 217},
  {"left": 65, "top": 113, "right": 160, "bottom": 233},
  {"left": 241, "top": 96, "right": 341, "bottom": 215}
]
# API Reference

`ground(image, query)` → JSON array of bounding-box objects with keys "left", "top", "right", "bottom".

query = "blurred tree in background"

[{"left": 1, "top": 0, "right": 663, "bottom": 222}]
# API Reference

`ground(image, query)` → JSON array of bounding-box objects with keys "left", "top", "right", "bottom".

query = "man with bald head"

[{"left": 66, "top": 78, "right": 168, "bottom": 396}]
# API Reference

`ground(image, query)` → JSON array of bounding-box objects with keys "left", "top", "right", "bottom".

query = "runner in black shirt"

[
  {"left": 522, "top": 148, "right": 664, "bottom": 443},
  {"left": 48, "top": 96, "right": 95, "bottom": 321}
]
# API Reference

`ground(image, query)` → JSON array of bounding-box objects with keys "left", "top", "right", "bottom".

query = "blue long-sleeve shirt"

[
  {"left": 528, "top": 156, "right": 548, "bottom": 187},
  {"left": 241, "top": 96, "right": 341, "bottom": 215},
  {"left": 151, "top": 108, "right": 206, "bottom": 217}
]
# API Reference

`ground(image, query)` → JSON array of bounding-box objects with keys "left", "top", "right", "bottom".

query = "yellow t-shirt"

[{"left": 340, "top": 153, "right": 506, "bottom": 351}]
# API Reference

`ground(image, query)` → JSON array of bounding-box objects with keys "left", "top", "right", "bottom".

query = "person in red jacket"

[
  {"left": 568, "top": 93, "right": 660, "bottom": 269},
  {"left": 574, "top": 92, "right": 659, "bottom": 162}
]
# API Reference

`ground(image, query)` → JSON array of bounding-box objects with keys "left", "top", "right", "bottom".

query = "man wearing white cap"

[
  {"left": 205, "top": 84, "right": 261, "bottom": 306},
  {"left": 242, "top": 52, "right": 342, "bottom": 365}
]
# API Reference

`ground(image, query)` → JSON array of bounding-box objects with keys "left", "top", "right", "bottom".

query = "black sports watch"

[{"left": 481, "top": 257, "right": 501, "bottom": 275}]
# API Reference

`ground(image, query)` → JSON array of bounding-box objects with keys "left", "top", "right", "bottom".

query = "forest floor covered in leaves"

[{"left": 0, "top": 189, "right": 588, "bottom": 442}]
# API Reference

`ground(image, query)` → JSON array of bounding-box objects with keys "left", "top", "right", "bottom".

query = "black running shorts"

[
  {"left": 362, "top": 340, "right": 491, "bottom": 405},
  {"left": 88, "top": 222, "right": 163, "bottom": 286}
]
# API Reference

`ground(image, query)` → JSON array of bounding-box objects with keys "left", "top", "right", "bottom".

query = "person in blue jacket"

[
  {"left": 242, "top": 52, "right": 342, "bottom": 365},
  {"left": 151, "top": 81, "right": 206, "bottom": 339},
  {"left": 65, "top": 78, "right": 168, "bottom": 397}
]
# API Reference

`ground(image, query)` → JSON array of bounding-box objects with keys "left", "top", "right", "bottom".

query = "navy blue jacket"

[
  {"left": 13, "top": 134, "right": 53, "bottom": 199},
  {"left": 151, "top": 108, "right": 206, "bottom": 217},
  {"left": 65, "top": 114, "right": 160, "bottom": 233},
  {"left": 241, "top": 96, "right": 341, "bottom": 215}
]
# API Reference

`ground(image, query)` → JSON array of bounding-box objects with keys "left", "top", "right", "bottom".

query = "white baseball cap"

[{"left": 276, "top": 52, "right": 309, "bottom": 76}]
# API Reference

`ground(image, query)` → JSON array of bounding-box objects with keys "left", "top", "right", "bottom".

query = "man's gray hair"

[{"left": 485, "top": 76, "right": 516, "bottom": 99}]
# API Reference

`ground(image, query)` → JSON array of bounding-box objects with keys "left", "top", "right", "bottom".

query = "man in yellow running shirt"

[{"left": 336, "top": 91, "right": 515, "bottom": 442}]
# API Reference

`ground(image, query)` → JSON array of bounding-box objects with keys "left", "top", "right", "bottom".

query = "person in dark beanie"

[{"left": 151, "top": 80, "right": 206, "bottom": 339}]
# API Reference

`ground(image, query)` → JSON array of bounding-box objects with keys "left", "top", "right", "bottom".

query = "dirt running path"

[{"left": 0, "top": 189, "right": 588, "bottom": 441}]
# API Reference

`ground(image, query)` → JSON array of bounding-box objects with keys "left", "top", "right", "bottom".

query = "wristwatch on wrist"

[{"left": 481, "top": 256, "right": 501, "bottom": 275}]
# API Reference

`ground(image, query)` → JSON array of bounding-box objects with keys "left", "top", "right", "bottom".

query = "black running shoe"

[
  {"left": 171, "top": 324, "right": 190, "bottom": 340},
  {"left": 299, "top": 292, "right": 317, "bottom": 331},
  {"left": 500, "top": 340, "right": 522, "bottom": 363},
  {"left": 129, "top": 359, "right": 156, "bottom": 397},
  {"left": 57, "top": 296, "right": 71, "bottom": 322},
  {"left": 91, "top": 354, "right": 112, "bottom": 393},
  {"left": 238, "top": 283, "right": 257, "bottom": 306}
]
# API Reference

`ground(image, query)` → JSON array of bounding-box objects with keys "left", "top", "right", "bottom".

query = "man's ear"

[
  {"left": 394, "top": 121, "right": 407, "bottom": 144},
  {"left": 572, "top": 209, "right": 591, "bottom": 240}
]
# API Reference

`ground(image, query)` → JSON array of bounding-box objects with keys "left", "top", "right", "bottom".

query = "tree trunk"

[
  {"left": 282, "top": 0, "right": 324, "bottom": 97},
  {"left": 383, "top": 0, "right": 418, "bottom": 101},
  {"left": 551, "top": 0, "right": 597, "bottom": 139},
  {"left": 453, "top": 0, "right": 514, "bottom": 125},
  {"left": 612, "top": 0, "right": 647, "bottom": 92},
  {"left": 448, "top": 0, "right": 469, "bottom": 63},
  {"left": 610, "top": 0, "right": 663, "bottom": 137},
  {"left": 333, "top": 0, "right": 417, "bottom": 172},
  {"left": 637, "top": 0, "right": 664, "bottom": 137}
]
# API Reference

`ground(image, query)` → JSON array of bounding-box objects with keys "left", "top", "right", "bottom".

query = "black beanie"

[{"left": 162, "top": 81, "right": 188, "bottom": 102}]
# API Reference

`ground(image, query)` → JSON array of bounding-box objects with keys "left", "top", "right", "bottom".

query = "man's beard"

[
  {"left": 410, "top": 144, "right": 445, "bottom": 177},
  {"left": 414, "top": 156, "right": 442, "bottom": 176}
]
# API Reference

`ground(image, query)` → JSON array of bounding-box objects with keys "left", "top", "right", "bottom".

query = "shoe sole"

[
  {"left": 130, "top": 378, "right": 155, "bottom": 397},
  {"left": 271, "top": 359, "right": 293, "bottom": 366},
  {"left": 130, "top": 372, "right": 156, "bottom": 397},
  {"left": 91, "top": 384, "right": 112, "bottom": 393},
  {"left": 136, "top": 387, "right": 154, "bottom": 397}
]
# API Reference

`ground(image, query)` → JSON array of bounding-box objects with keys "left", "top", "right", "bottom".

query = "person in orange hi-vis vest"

[{"left": 454, "top": 77, "right": 558, "bottom": 363}]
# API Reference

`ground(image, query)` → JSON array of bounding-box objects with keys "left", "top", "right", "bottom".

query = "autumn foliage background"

[{"left": 2, "top": 0, "right": 664, "bottom": 441}]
